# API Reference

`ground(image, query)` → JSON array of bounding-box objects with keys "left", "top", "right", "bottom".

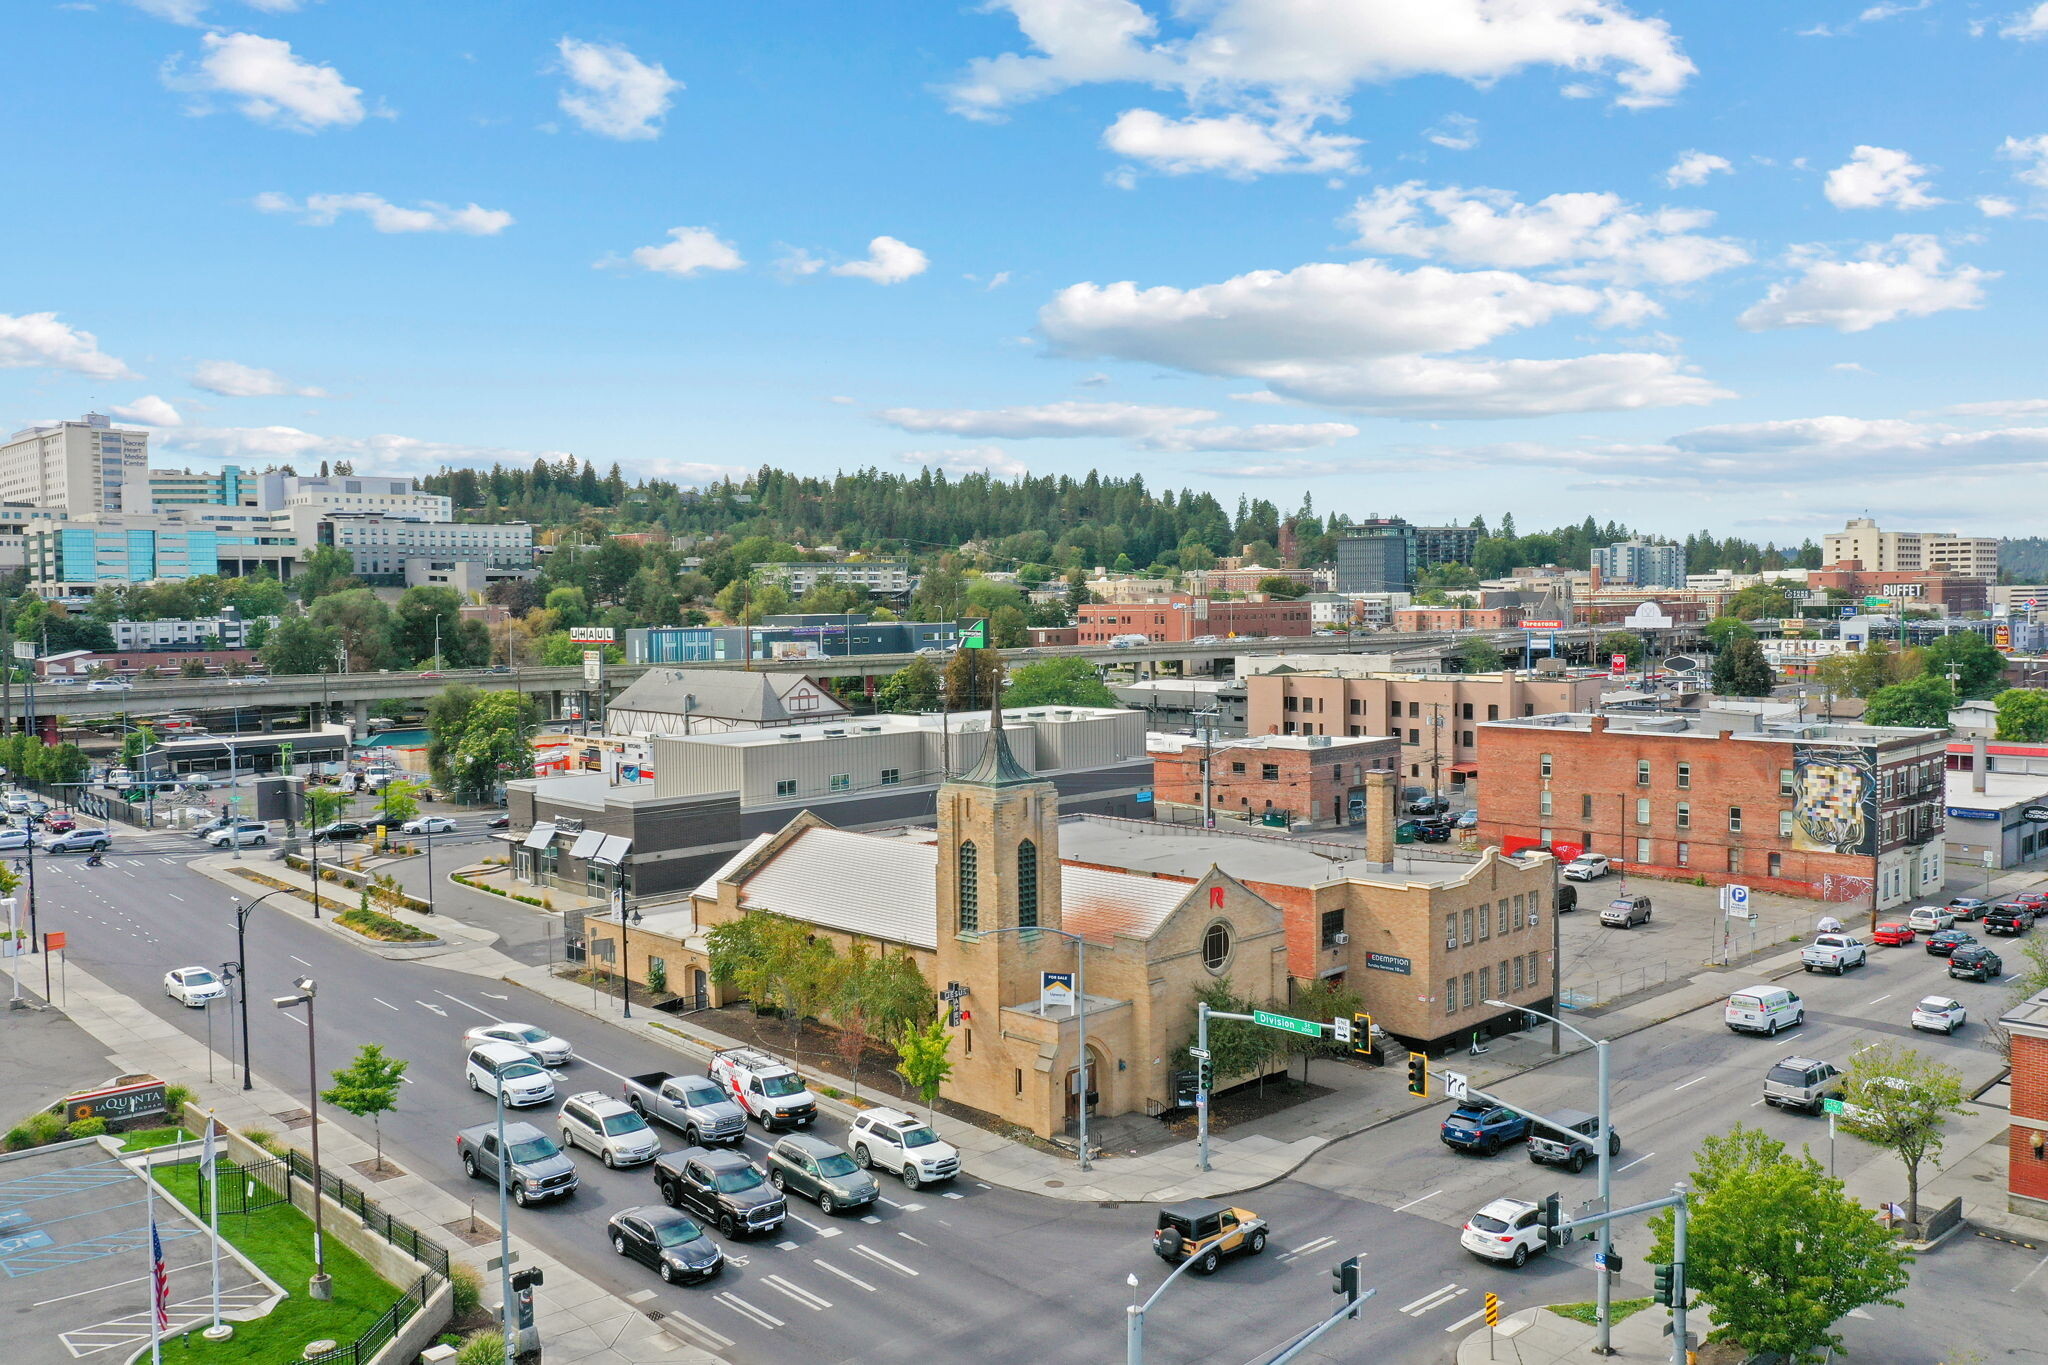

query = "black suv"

[
  {"left": 1407, "top": 795, "right": 1451, "bottom": 817},
  {"left": 1984, "top": 904, "right": 2035, "bottom": 936},
  {"left": 652, "top": 1147, "right": 785, "bottom": 1238},
  {"left": 1949, "top": 944, "right": 2004, "bottom": 982}
]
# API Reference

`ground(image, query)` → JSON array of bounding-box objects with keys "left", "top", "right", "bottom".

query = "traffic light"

[
  {"left": 1405, "top": 1051, "right": 1428, "bottom": 1097},
  {"left": 1652, "top": 1262, "right": 1675, "bottom": 1306},
  {"left": 1603, "top": 1250, "right": 1625, "bottom": 1275},
  {"left": 510, "top": 1268, "right": 544, "bottom": 1291},
  {"left": 1539, "top": 1192, "right": 1563, "bottom": 1249},
  {"left": 1351, "top": 1013, "right": 1374, "bottom": 1057},
  {"left": 1330, "top": 1255, "right": 1362, "bottom": 1319},
  {"left": 1197, "top": 1055, "right": 1214, "bottom": 1096}
]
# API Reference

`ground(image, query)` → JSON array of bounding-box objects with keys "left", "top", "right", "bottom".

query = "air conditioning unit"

[{"left": 1332, "top": 932, "right": 1350, "bottom": 945}]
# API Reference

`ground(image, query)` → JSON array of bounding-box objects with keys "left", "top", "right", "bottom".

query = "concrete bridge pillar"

[{"left": 352, "top": 699, "right": 371, "bottom": 735}]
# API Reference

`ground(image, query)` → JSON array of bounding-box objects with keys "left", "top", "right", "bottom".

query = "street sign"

[
  {"left": 1331, "top": 1017, "right": 1352, "bottom": 1044},
  {"left": 2023, "top": 805, "right": 2048, "bottom": 824},
  {"left": 1720, "top": 884, "right": 1750, "bottom": 915},
  {"left": 1135, "top": 788, "right": 1153, "bottom": 803},
  {"left": 568, "top": 627, "right": 616, "bottom": 643},
  {"left": 1822, "top": 1097, "right": 1845, "bottom": 1115},
  {"left": 583, "top": 650, "right": 604, "bottom": 686},
  {"left": 960, "top": 618, "right": 988, "bottom": 650},
  {"left": 1187, "top": 1047, "right": 1211, "bottom": 1061},
  {"left": 1609, "top": 652, "right": 1628, "bottom": 676},
  {"left": 1986, "top": 851, "right": 1997, "bottom": 869},
  {"left": 1443, "top": 1070, "right": 1470, "bottom": 1100},
  {"left": 1252, "top": 1008, "right": 1322, "bottom": 1038},
  {"left": 1484, "top": 1292, "right": 1500, "bottom": 1327}
]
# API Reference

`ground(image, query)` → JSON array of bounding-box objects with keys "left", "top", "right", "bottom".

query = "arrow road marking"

[
  {"left": 813, "top": 1259, "right": 876, "bottom": 1292},
  {"left": 416, "top": 1002, "right": 447, "bottom": 1017}
]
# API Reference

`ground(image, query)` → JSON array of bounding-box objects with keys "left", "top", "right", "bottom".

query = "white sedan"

[
  {"left": 164, "top": 967, "right": 227, "bottom": 1007},
  {"left": 401, "top": 816, "right": 458, "bottom": 835},
  {"left": 1910, "top": 996, "right": 1968, "bottom": 1034},
  {"left": 462, "top": 1022, "right": 573, "bottom": 1067}
]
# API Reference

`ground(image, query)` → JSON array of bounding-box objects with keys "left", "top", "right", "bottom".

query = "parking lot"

[{"left": 0, "top": 1141, "right": 272, "bottom": 1364}]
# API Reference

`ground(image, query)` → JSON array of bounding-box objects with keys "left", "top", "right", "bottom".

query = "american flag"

[{"left": 150, "top": 1221, "right": 170, "bottom": 1331}]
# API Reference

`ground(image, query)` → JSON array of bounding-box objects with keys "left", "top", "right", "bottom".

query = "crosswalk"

[{"left": 1398, "top": 1282, "right": 1470, "bottom": 1318}]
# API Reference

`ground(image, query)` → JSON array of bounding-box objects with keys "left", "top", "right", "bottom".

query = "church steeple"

[{"left": 955, "top": 684, "right": 1035, "bottom": 787}]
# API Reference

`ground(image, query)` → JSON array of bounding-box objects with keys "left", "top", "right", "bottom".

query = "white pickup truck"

[{"left": 1801, "top": 933, "right": 1869, "bottom": 975}]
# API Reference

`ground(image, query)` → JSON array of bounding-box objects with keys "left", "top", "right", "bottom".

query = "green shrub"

[
  {"left": 242, "top": 1128, "right": 281, "bottom": 1153},
  {"left": 645, "top": 960, "right": 667, "bottom": 996},
  {"left": 164, "top": 1084, "right": 193, "bottom": 1111},
  {"left": 25, "top": 1112, "right": 66, "bottom": 1146},
  {"left": 456, "top": 1330, "right": 506, "bottom": 1365},
  {"left": 65, "top": 1117, "right": 107, "bottom": 1139},
  {"left": 449, "top": 1263, "right": 482, "bottom": 1318},
  {"left": 4, "top": 1125, "right": 31, "bottom": 1150},
  {"left": 337, "top": 908, "right": 433, "bottom": 942}
]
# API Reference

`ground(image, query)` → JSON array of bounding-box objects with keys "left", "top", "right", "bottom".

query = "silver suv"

[
  {"left": 558, "top": 1092, "right": 661, "bottom": 1168},
  {"left": 1526, "top": 1108, "right": 1620, "bottom": 1173},
  {"left": 1762, "top": 1056, "right": 1843, "bottom": 1114}
]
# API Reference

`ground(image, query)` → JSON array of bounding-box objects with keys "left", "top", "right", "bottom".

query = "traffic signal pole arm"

[{"left": 1541, "top": 1184, "right": 1693, "bottom": 1365}]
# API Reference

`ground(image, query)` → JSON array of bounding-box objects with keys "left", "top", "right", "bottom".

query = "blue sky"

[{"left": 8, "top": 0, "right": 2048, "bottom": 540}]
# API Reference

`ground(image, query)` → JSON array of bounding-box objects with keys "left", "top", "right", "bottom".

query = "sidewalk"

[
  {"left": 1457, "top": 1303, "right": 1704, "bottom": 1364},
  {"left": 5, "top": 947, "right": 719, "bottom": 1365}
]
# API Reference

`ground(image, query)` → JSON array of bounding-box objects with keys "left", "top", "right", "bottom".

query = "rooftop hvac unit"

[
  {"left": 822, "top": 728, "right": 847, "bottom": 737},
  {"left": 778, "top": 732, "right": 803, "bottom": 741}
]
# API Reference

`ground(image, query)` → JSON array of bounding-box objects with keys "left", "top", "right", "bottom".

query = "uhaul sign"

[{"left": 569, "top": 627, "right": 616, "bottom": 643}]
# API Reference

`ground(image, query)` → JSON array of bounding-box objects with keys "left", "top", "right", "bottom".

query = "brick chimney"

[
  {"left": 1365, "top": 770, "right": 1397, "bottom": 868},
  {"left": 1590, "top": 716, "right": 1610, "bottom": 733}
]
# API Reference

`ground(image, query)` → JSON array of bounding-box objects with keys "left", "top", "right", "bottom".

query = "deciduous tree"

[
  {"left": 1865, "top": 675, "right": 1955, "bottom": 729},
  {"left": 1995, "top": 688, "right": 2048, "bottom": 742},
  {"left": 875, "top": 657, "right": 942, "bottom": 714},
  {"left": 1839, "top": 1042, "right": 1966, "bottom": 1225},
  {"left": 1002, "top": 656, "right": 1115, "bottom": 708},
  {"left": 894, "top": 1019, "right": 954, "bottom": 1122},
  {"left": 323, "top": 1043, "right": 408, "bottom": 1172},
  {"left": 1711, "top": 636, "right": 1776, "bottom": 697}
]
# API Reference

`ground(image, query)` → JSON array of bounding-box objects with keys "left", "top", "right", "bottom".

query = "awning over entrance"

[
  {"left": 1449, "top": 762, "right": 1481, "bottom": 775},
  {"left": 521, "top": 821, "right": 557, "bottom": 850},
  {"left": 569, "top": 829, "right": 605, "bottom": 860}
]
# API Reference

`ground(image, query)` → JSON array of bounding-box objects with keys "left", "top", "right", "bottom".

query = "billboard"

[
  {"left": 569, "top": 627, "right": 616, "bottom": 643},
  {"left": 1790, "top": 744, "right": 1876, "bottom": 856}
]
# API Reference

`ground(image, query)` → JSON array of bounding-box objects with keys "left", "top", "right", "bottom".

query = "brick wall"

[
  {"left": 1077, "top": 595, "right": 1312, "bottom": 643},
  {"left": 1148, "top": 735, "right": 1401, "bottom": 829}
]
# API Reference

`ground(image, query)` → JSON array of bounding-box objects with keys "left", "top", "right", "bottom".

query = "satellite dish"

[{"left": 1662, "top": 655, "right": 1701, "bottom": 672}]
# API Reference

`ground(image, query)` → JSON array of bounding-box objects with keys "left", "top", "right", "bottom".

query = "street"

[{"left": 6, "top": 825, "right": 2026, "bottom": 1364}]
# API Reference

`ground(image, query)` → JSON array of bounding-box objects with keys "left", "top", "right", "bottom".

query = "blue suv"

[{"left": 1440, "top": 1103, "right": 1532, "bottom": 1155}]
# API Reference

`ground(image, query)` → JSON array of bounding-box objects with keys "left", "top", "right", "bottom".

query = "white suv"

[
  {"left": 848, "top": 1107, "right": 960, "bottom": 1189},
  {"left": 1460, "top": 1197, "right": 1552, "bottom": 1268},
  {"left": 558, "top": 1092, "right": 662, "bottom": 1168},
  {"left": 206, "top": 820, "right": 269, "bottom": 848}
]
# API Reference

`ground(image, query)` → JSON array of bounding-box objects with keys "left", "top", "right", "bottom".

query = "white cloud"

[
  {"left": 174, "top": 32, "right": 366, "bottom": 132},
  {"left": 1103, "top": 107, "right": 1361, "bottom": 176},
  {"left": 1425, "top": 114, "right": 1479, "bottom": 151},
  {"left": 1660, "top": 414, "right": 2048, "bottom": 480},
  {"left": 1805, "top": 0, "right": 1930, "bottom": 35},
  {"left": 1998, "top": 134, "right": 2048, "bottom": 188},
  {"left": 639, "top": 458, "right": 752, "bottom": 485},
  {"left": 1038, "top": 257, "right": 1725, "bottom": 418},
  {"left": 1738, "top": 235, "right": 1993, "bottom": 333},
  {"left": 1195, "top": 457, "right": 1350, "bottom": 478},
  {"left": 985, "top": 271, "right": 1012, "bottom": 290},
  {"left": 1137, "top": 422, "right": 1358, "bottom": 452},
  {"left": 611, "top": 226, "right": 745, "bottom": 278},
  {"left": 947, "top": 0, "right": 1694, "bottom": 118},
  {"left": 0, "top": 312, "right": 136, "bottom": 380},
  {"left": 108, "top": 396, "right": 184, "bottom": 426},
  {"left": 555, "top": 38, "right": 679, "bottom": 140},
  {"left": 830, "top": 236, "right": 930, "bottom": 285},
  {"left": 1943, "top": 398, "right": 2048, "bottom": 418},
  {"left": 189, "top": 359, "right": 324, "bottom": 397},
  {"left": 776, "top": 247, "right": 826, "bottom": 278},
  {"left": 876, "top": 401, "right": 1217, "bottom": 439},
  {"left": 1346, "top": 181, "right": 1749, "bottom": 285},
  {"left": 254, "top": 191, "right": 512, "bottom": 235},
  {"left": 159, "top": 424, "right": 579, "bottom": 473},
  {"left": 1832, "top": 361, "right": 1870, "bottom": 373},
  {"left": 1822, "top": 145, "right": 1942, "bottom": 209},
  {"left": 898, "top": 447, "right": 1034, "bottom": 478},
  {"left": 128, "top": 0, "right": 210, "bottom": 22},
  {"left": 1979, "top": 195, "right": 2019, "bottom": 217},
  {"left": 2001, "top": 3, "right": 2048, "bottom": 38},
  {"left": 1663, "top": 150, "right": 1731, "bottom": 187}
]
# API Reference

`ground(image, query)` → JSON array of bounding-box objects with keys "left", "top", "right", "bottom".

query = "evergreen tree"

[{"left": 1711, "top": 636, "right": 1776, "bottom": 697}]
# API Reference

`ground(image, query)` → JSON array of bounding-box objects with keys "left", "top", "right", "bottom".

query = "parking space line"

[
  {"left": 850, "top": 1244, "right": 918, "bottom": 1276},
  {"left": 813, "top": 1259, "right": 875, "bottom": 1291},
  {"left": 761, "top": 1275, "right": 831, "bottom": 1310},
  {"left": 784, "top": 1211, "right": 824, "bottom": 1233},
  {"left": 713, "top": 1292, "right": 783, "bottom": 1329},
  {"left": 1392, "top": 1190, "right": 1442, "bottom": 1213}
]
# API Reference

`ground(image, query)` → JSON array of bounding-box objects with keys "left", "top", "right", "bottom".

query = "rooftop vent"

[
  {"left": 822, "top": 728, "right": 846, "bottom": 737},
  {"left": 778, "top": 732, "right": 803, "bottom": 741}
]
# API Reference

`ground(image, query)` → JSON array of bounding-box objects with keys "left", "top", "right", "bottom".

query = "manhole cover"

[{"left": 1044, "top": 1180, "right": 1065, "bottom": 1188}]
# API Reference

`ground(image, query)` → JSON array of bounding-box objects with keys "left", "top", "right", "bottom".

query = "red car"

[
  {"left": 41, "top": 814, "right": 77, "bottom": 834},
  {"left": 2015, "top": 892, "right": 2048, "bottom": 912},
  {"left": 1871, "top": 921, "right": 1916, "bottom": 946}
]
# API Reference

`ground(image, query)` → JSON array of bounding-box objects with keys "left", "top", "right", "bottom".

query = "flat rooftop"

[
  {"left": 670, "top": 705, "right": 1135, "bottom": 750},
  {"left": 1482, "top": 710, "right": 1944, "bottom": 745},
  {"left": 1057, "top": 814, "right": 1522, "bottom": 889},
  {"left": 1146, "top": 732, "right": 1395, "bottom": 756},
  {"left": 1944, "top": 769, "right": 2048, "bottom": 811}
]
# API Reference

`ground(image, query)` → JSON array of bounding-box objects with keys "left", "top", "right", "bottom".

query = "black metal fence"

[
  {"left": 284, "top": 1149, "right": 452, "bottom": 1278},
  {"left": 300, "top": 1274, "right": 434, "bottom": 1365},
  {"left": 158, "top": 1153, "right": 292, "bottom": 1215}
]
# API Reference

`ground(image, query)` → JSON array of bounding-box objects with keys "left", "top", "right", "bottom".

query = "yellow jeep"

[{"left": 1151, "top": 1198, "right": 1269, "bottom": 1273}]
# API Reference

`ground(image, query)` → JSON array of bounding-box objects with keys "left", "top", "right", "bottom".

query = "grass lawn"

[
  {"left": 154, "top": 1161, "right": 402, "bottom": 1365},
  {"left": 1547, "top": 1297, "right": 1654, "bottom": 1326},
  {"left": 121, "top": 1127, "right": 193, "bottom": 1151}
]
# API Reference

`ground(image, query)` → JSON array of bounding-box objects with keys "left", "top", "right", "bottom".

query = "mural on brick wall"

[{"left": 1792, "top": 744, "right": 1876, "bottom": 855}]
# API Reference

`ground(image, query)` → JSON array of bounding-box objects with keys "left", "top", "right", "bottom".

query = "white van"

[
  {"left": 1110, "top": 634, "right": 1150, "bottom": 648},
  {"left": 1724, "top": 985, "right": 1804, "bottom": 1036},
  {"left": 465, "top": 1041, "right": 557, "bottom": 1107}
]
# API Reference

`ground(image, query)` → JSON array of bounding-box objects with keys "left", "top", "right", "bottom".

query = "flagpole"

[
  {"left": 146, "top": 1156, "right": 163, "bottom": 1365},
  {"left": 203, "top": 1114, "right": 231, "bottom": 1341}
]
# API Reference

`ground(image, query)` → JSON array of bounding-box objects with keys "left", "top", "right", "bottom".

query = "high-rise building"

[
  {"left": 257, "top": 472, "right": 453, "bottom": 521},
  {"left": 1592, "top": 540, "right": 1687, "bottom": 588},
  {"left": 1414, "top": 524, "right": 1481, "bottom": 567},
  {"left": 1823, "top": 518, "right": 1998, "bottom": 579},
  {"left": 1335, "top": 518, "right": 1417, "bottom": 593},
  {"left": 0, "top": 413, "right": 148, "bottom": 515},
  {"left": 134, "top": 464, "right": 260, "bottom": 511}
]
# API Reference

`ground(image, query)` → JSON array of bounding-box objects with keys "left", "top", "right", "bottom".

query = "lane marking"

[
  {"left": 775, "top": 1241, "right": 798, "bottom": 1252},
  {"left": 1672, "top": 1076, "right": 1706, "bottom": 1092},
  {"left": 859, "top": 1215, "right": 880, "bottom": 1225},
  {"left": 1868, "top": 994, "right": 1891, "bottom": 1005},
  {"left": 279, "top": 1012, "right": 306, "bottom": 1028},
  {"left": 571, "top": 1057, "right": 628, "bottom": 1084},
  {"left": 760, "top": 1275, "right": 830, "bottom": 1311},
  {"left": 896, "top": 1232, "right": 926, "bottom": 1246},
  {"left": 166, "top": 895, "right": 182, "bottom": 902},
  {"left": 784, "top": 1211, "right": 824, "bottom": 1234},
  {"left": 1279, "top": 1236, "right": 1337, "bottom": 1262},
  {"left": 436, "top": 990, "right": 496, "bottom": 1019},
  {"left": 373, "top": 999, "right": 399, "bottom": 1011},
  {"left": 713, "top": 1292, "right": 782, "bottom": 1329},
  {"left": 290, "top": 956, "right": 310, "bottom": 967},
  {"left": 1393, "top": 1190, "right": 1442, "bottom": 1213},
  {"left": 850, "top": 1244, "right": 918, "bottom": 1276},
  {"left": 1401, "top": 1285, "right": 1467, "bottom": 1316},
  {"left": 900, "top": 1202, "right": 925, "bottom": 1213},
  {"left": 877, "top": 1196, "right": 904, "bottom": 1210},
  {"left": 940, "top": 1191, "right": 963, "bottom": 1200},
  {"left": 812, "top": 1259, "right": 876, "bottom": 1292},
  {"left": 1615, "top": 1152, "right": 1656, "bottom": 1174},
  {"left": 814, "top": 1225, "right": 842, "bottom": 1239},
  {"left": 416, "top": 1002, "right": 448, "bottom": 1017},
  {"left": 1445, "top": 1307, "right": 1489, "bottom": 1333},
  {"left": 482, "top": 992, "right": 509, "bottom": 1000}
]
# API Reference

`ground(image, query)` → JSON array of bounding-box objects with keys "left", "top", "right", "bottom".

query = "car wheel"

[
  {"left": 853, "top": 1145, "right": 872, "bottom": 1169},
  {"left": 1803, "top": 963, "right": 1813, "bottom": 973},
  {"left": 1528, "top": 1150, "right": 1542, "bottom": 1163},
  {"left": 1569, "top": 1150, "right": 1587, "bottom": 1175},
  {"left": 467, "top": 1075, "right": 479, "bottom": 1092},
  {"left": 771, "top": 1171, "right": 786, "bottom": 1191},
  {"left": 463, "top": 1154, "right": 477, "bottom": 1178},
  {"left": 612, "top": 1234, "right": 627, "bottom": 1256},
  {"left": 1511, "top": 1244, "right": 1528, "bottom": 1269},
  {"left": 658, "top": 1261, "right": 675, "bottom": 1284},
  {"left": 718, "top": 1212, "right": 738, "bottom": 1237},
  {"left": 659, "top": 1181, "right": 679, "bottom": 1208},
  {"left": 1795, "top": 1011, "right": 1805, "bottom": 1026},
  {"left": 1946, "top": 1022, "right": 1957, "bottom": 1035},
  {"left": 1766, "top": 1017, "right": 1779, "bottom": 1036},
  {"left": 902, "top": 1168, "right": 921, "bottom": 1191},
  {"left": 1610, "top": 1134, "right": 1622, "bottom": 1157},
  {"left": 818, "top": 1193, "right": 835, "bottom": 1216},
  {"left": 1247, "top": 1230, "right": 1266, "bottom": 1255},
  {"left": 681, "top": 1125, "right": 698, "bottom": 1145},
  {"left": 601, "top": 1149, "right": 616, "bottom": 1169},
  {"left": 1197, "top": 1249, "right": 1221, "bottom": 1275},
  {"left": 513, "top": 1185, "right": 530, "bottom": 1207}
]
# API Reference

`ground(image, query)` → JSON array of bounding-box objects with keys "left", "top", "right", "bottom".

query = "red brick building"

[
  {"left": 1076, "top": 594, "right": 1311, "bottom": 645},
  {"left": 2002, "top": 992, "right": 2048, "bottom": 1219},
  {"left": 1808, "top": 562, "right": 1992, "bottom": 614},
  {"left": 1148, "top": 732, "right": 1402, "bottom": 829},
  {"left": 1476, "top": 710, "right": 1948, "bottom": 909},
  {"left": 1392, "top": 606, "right": 1515, "bottom": 631}
]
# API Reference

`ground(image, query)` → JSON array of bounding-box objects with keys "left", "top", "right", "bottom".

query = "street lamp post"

[
  {"left": 967, "top": 924, "right": 1091, "bottom": 1172},
  {"left": 273, "top": 976, "right": 331, "bottom": 1300},
  {"left": 228, "top": 889, "right": 300, "bottom": 1091},
  {"left": 1490, "top": 999, "right": 1614, "bottom": 1354}
]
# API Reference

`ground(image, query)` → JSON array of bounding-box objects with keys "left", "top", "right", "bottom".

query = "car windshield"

[
  {"left": 898, "top": 1126, "right": 940, "bottom": 1148},
  {"left": 1470, "top": 1212, "right": 1511, "bottom": 1234},
  {"left": 711, "top": 1166, "right": 765, "bottom": 1194},
  {"left": 601, "top": 1112, "right": 648, "bottom": 1136},
  {"left": 508, "top": 1137, "right": 558, "bottom": 1163},
  {"left": 654, "top": 1217, "right": 705, "bottom": 1247},
  {"left": 510, "top": 1026, "right": 550, "bottom": 1044},
  {"left": 760, "top": 1074, "right": 805, "bottom": 1098},
  {"left": 501, "top": 1062, "right": 545, "bottom": 1081},
  {"left": 679, "top": 1080, "right": 723, "bottom": 1106},
  {"left": 1766, "top": 1064, "right": 1810, "bottom": 1085},
  {"left": 182, "top": 970, "right": 216, "bottom": 986},
  {"left": 815, "top": 1153, "right": 859, "bottom": 1178}
]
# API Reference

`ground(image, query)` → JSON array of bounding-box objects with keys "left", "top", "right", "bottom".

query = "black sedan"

[
  {"left": 1925, "top": 929, "right": 1977, "bottom": 957},
  {"left": 606, "top": 1206, "right": 723, "bottom": 1284},
  {"left": 312, "top": 820, "right": 371, "bottom": 843}
]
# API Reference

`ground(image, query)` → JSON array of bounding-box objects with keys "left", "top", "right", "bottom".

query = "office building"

[
  {"left": 1477, "top": 710, "right": 1948, "bottom": 909},
  {"left": 24, "top": 512, "right": 298, "bottom": 591},
  {"left": 1334, "top": 519, "right": 1417, "bottom": 593},
  {"left": 0, "top": 412, "right": 148, "bottom": 515},
  {"left": 753, "top": 559, "right": 913, "bottom": 599},
  {"left": 1592, "top": 540, "right": 1686, "bottom": 589},
  {"left": 1074, "top": 595, "right": 1312, "bottom": 644},
  {"left": 130, "top": 465, "right": 260, "bottom": 511},
  {"left": 317, "top": 513, "right": 531, "bottom": 583},
  {"left": 257, "top": 472, "right": 453, "bottom": 522},
  {"left": 625, "top": 616, "right": 961, "bottom": 664},
  {"left": 1806, "top": 563, "right": 1991, "bottom": 615},
  {"left": 1147, "top": 731, "right": 1402, "bottom": 829},
  {"left": 110, "top": 611, "right": 276, "bottom": 651},
  {"left": 1823, "top": 518, "right": 1998, "bottom": 580}
]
